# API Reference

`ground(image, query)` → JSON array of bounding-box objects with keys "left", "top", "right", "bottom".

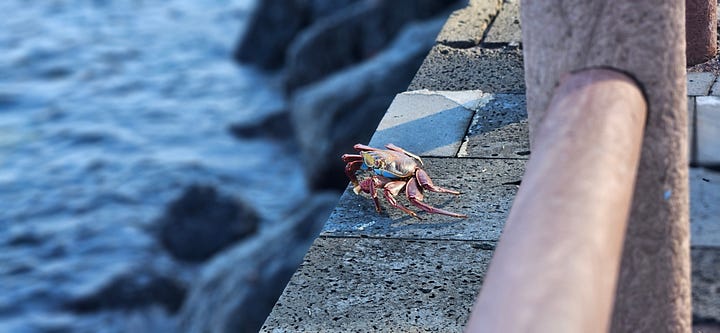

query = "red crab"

[{"left": 341, "top": 143, "right": 467, "bottom": 219}]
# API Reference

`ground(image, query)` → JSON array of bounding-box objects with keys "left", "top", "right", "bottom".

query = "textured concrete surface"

[
  {"left": 436, "top": 0, "right": 502, "bottom": 48},
  {"left": 696, "top": 96, "right": 720, "bottom": 165},
  {"left": 369, "top": 90, "right": 489, "bottom": 157},
  {"left": 690, "top": 167, "right": 720, "bottom": 246},
  {"left": 692, "top": 248, "right": 720, "bottom": 323},
  {"left": 688, "top": 72, "right": 716, "bottom": 96},
  {"left": 484, "top": 0, "right": 521, "bottom": 46},
  {"left": 462, "top": 94, "right": 529, "bottom": 158},
  {"left": 260, "top": 237, "right": 492, "bottom": 333},
  {"left": 323, "top": 158, "right": 524, "bottom": 240},
  {"left": 409, "top": 44, "right": 524, "bottom": 93}
]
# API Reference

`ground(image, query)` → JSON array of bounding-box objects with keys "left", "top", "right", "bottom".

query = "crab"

[{"left": 341, "top": 143, "right": 467, "bottom": 219}]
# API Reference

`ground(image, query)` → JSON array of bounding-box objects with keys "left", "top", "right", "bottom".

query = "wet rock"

[
  {"left": 65, "top": 269, "right": 186, "bottom": 313},
  {"left": 177, "top": 192, "right": 339, "bottom": 333},
  {"left": 285, "top": 0, "right": 460, "bottom": 91},
  {"left": 228, "top": 110, "right": 295, "bottom": 141},
  {"left": 291, "top": 18, "right": 446, "bottom": 190},
  {"left": 234, "top": 0, "right": 363, "bottom": 69},
  {"left": 284, "top": 1, "right": 380, "bottom": 91},
  {"left": 157, "top": 185, "right": 259, "bottom": 262},
  {"left": 233, "top": 0, "right": 310, "bottom": 69}
]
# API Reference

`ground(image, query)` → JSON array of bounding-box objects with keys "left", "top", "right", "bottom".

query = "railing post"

[
  {"left": 469, "top": 1, "right": 691, "bottom": 332},
  {"left": 686, "top": 0, "right": 717, "bottom": 65},
  {"left": 466, "top": 69, "right": 647, "bottom": 332},
  {"left": 524, "top": 1, "right": 691, "bottom": 331}
]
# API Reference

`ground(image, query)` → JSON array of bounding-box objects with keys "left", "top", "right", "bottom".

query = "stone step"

[
  {"left": 263, "top": 239, "right": 719, "bottom": 332},
  {"left": 260, "top": 237, "right": 492, "bottom": 332},
  {"left": 324, "top": 157, "right": 523, "bottom": 241},
  {"left": 368, "top": 90, "right": 530, "bottom": 159},
  {"left": 408, "top": 45, "right": 524, "bottom": 93}
]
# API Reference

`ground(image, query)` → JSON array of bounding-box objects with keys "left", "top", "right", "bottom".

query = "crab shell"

[{"left": 360, "top": 150, "right": 420, "bottom": 179}]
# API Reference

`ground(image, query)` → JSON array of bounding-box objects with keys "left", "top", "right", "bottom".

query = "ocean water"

[{"left": 0, "top": 0, "right": 311, "bottom": 330}]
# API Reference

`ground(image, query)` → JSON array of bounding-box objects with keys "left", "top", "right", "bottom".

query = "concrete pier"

[{"left": 262, "top": 1, "right": 720, "bottom": 331}]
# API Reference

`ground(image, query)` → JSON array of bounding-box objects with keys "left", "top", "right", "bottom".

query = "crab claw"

[{"left": 342, "top": 154, "right": 364, "bottom": 186}]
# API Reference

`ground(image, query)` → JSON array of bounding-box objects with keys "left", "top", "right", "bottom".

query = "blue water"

[{"left": 0, "top": 1, "right": 310, "bottom": 330}]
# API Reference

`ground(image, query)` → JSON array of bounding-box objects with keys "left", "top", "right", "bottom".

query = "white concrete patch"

[
  {"left": 695, "top": 96, "right": 720, "bottom": 165},
  {"left": 690, "top": 167, "right": 720, "bottom": 246},
  {"left": 369, "top": 90, "right": 491, "bottom": 156},
  {"left": 408, "top": 89, "right": 492, "bottom": 110}
]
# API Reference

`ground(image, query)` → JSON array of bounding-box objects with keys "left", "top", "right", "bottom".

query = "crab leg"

[
  {"left": 353, "top": 143, "right": 385, "bottom": 152},
  {"left": 359, "top": 177, "right": 383, "bottom": 213},
  {"left": 342, "top": 153, "right": 362, "bottom": 162},
  {"left": 415, "top": 169, "right": 461, "bottom": 195},
  {"left": 381, "top": 180, "right": 420, "bottom": 219},
  {"left": 406, "top": 178, "right": 467, "bottom": 218}
]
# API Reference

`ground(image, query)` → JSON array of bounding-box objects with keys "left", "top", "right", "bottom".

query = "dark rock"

[
  {"left": 284, "top": 0, "right": 460, "bottom": 91},
  {"left": 233, "top": 0, "right": 311, "bottom": 69},
  {"left": 291, "top": 18, "right": 446, "bottom": 190},
  {"left": 284, "top": 1, "right": 381, "bottom": 92},
  {"left": 66, "top": 270, "right": 186, "bottom": 313},
  {"left": 177, "top": 192, "right": 339, "bottom": 333},
  {"left": 157, "top": 185, "right": 259, "bottom": 262},
  {"left": 308, "top": 0, "right": 364, "bottom": 19},
  {"left": 228, "top": 110, "right": 295, "bottom": 141},
  {"left": 233, "top": 0, "right": 364, "bottom": 69}
]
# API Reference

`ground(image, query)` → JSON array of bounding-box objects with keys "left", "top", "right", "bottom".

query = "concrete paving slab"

[
  {"left": 324, "top": 158, "right": 525, "bottom": 241},
  {"left": 696, "top": 96, "right": 720, "bottom": 165},
  {"left": 688, "top": 72, "right": 716, "bottom": 96},
  {"left": 484, "top": 0, "right": 522, "bottom": 46},
  {"left": 691, "top": 247, "right": 720, "bottom": 323},
  {"left": 260, "top": 237, "right": 492, "bottom": 332},
  {"left": 690, "top": 167, "right": 720, "bottom": 246},
  {"left": 409, "top": 44, "right": 525, "bottom": 93},
  {"left": 710, "top": 76, "right": 720, "bottom": 96},
  {"left": 436, "top": 0, "right": 503, "bottom": 48},
  {"left": 462, "top": 94, "right": 529, "bottom": 158},
  {"left": 369, "top": 90, "right": 491, "bottom": 157}
]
